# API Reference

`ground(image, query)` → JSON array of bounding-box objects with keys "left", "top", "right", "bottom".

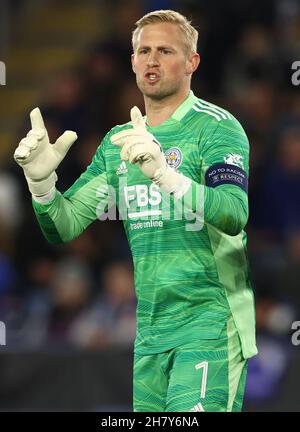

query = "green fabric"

[
  {"left": 133, "top": 315, "right": 247, "bottom": 412},
  {"left": 207, "top": 227, "right": 257, "bottom": 359},
  {"left": 232, "top": 362, "right": 248, "bottom": 412},
  {"left": 32, "top": 94, "right": 257, "bottom": 358},
  {"left": 226, "top": 315, "right": 248, "bottom": 411}
]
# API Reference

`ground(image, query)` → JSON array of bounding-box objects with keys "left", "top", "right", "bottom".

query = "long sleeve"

[
  {"left": 179, "top": 113, "right": 250, "bottom": 236},
  {"left": 32, "top": 134, "right": 111, "bottom": 243},
  {"left": 185, "top": 181, "right": 248, "bottom": 236}
]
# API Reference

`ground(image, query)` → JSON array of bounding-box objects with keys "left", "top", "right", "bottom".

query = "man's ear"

[
  {"left": 131, "top": 53, "right": 136, "bottom": 73},
  {"left": 186, "top": 52, "right": 200, "bottom": 75}
]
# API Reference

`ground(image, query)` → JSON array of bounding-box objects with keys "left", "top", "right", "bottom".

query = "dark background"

[{"left": 0, "top": 0, "right": 300, "bottom": 411}]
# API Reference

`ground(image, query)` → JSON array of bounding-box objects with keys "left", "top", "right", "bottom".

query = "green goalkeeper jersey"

[{"left": 32, "top": 91, "right": 257, "bottom": 359}]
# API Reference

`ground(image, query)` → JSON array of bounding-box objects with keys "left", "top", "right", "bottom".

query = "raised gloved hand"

[
  {"left": 111, "top": 106, "right": 191, "bottom": 195},
  {"left": 14, "top": 107, "right": 77, "bottom": 198}
]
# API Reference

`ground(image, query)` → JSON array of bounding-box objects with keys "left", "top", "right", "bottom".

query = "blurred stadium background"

[{"left": 0, "top": 0, "right": 300, "bottom": 412}]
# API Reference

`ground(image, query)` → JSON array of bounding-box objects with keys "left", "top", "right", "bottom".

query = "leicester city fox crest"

[{"left": 165, "top": 147, "right": 182, "bottom": 169}]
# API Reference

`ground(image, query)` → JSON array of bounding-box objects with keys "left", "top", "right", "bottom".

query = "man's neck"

[{"left": 144, "top": 88, "right": 190, "bottom": 127}]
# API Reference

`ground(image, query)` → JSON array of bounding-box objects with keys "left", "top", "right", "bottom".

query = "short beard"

[{"left": 136, "top": 79, "right": 180, "bottom": 101}]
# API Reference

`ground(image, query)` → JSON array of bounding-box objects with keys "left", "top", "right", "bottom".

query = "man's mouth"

[{"left": 144, "top": 72, "right": 160, "bottom": 84}]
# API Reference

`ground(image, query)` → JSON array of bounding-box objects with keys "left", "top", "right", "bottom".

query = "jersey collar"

[
  {"left": 170, "top": 90, "right": 198, "bottom": 121},
  {"left": 146, "top": 90, "right": 198, "bottom": 129}
]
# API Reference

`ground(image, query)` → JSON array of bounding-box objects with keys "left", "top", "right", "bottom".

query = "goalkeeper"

[{"left": 14, "top": 10, "right": 257, "bottom": 412}]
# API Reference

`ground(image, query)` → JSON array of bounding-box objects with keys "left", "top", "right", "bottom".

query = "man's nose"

[{"left": 147, "top": 53, "right": 159, "bottom": 67}]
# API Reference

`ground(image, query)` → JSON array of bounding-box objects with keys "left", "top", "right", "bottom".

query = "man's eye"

[{"left": 162, "top": 49, "right": 172, "bottom": 54}]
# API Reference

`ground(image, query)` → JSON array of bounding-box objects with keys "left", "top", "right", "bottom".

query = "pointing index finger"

[
  {"left": 30, "top": 107, "right": 45, "bottom": 131},
  {"left": 130, "top": 106, "right": 146, "bottom": 130}
]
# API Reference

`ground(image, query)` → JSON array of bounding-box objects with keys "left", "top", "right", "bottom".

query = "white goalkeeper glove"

[
  {"left": 111, "top": 106, "right": 191, "bottom": 197},
  {"left": 14, "top": 107, "right": 77, "bottom": 202}
]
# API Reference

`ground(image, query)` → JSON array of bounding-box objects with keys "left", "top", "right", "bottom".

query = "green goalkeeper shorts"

[{"left": 133, "top": 315, "right": 248, "bottom": 412}]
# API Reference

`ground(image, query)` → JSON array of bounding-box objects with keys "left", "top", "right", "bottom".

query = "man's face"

[{"left": 132, "top": 23, "right": 196, "bottom": 100}]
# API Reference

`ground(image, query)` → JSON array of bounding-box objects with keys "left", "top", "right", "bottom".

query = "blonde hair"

[{"left": 132, "top": 9, "right": 198, "bottom": 54}]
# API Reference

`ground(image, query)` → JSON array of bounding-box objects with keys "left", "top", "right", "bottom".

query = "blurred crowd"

[{"left": 0, "top": 0, "right": 300, "bottom": 406}]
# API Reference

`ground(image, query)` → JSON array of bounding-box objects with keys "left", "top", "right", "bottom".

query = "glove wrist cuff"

[
  {"left": 26, "top": 171, "right": 57, "bottom": 196},
  {"left": 153, "top": 165, "right": 192, "bottom": 198},
  {"left": 32, "top": 186, "right": 57, "bottom": 204}
]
